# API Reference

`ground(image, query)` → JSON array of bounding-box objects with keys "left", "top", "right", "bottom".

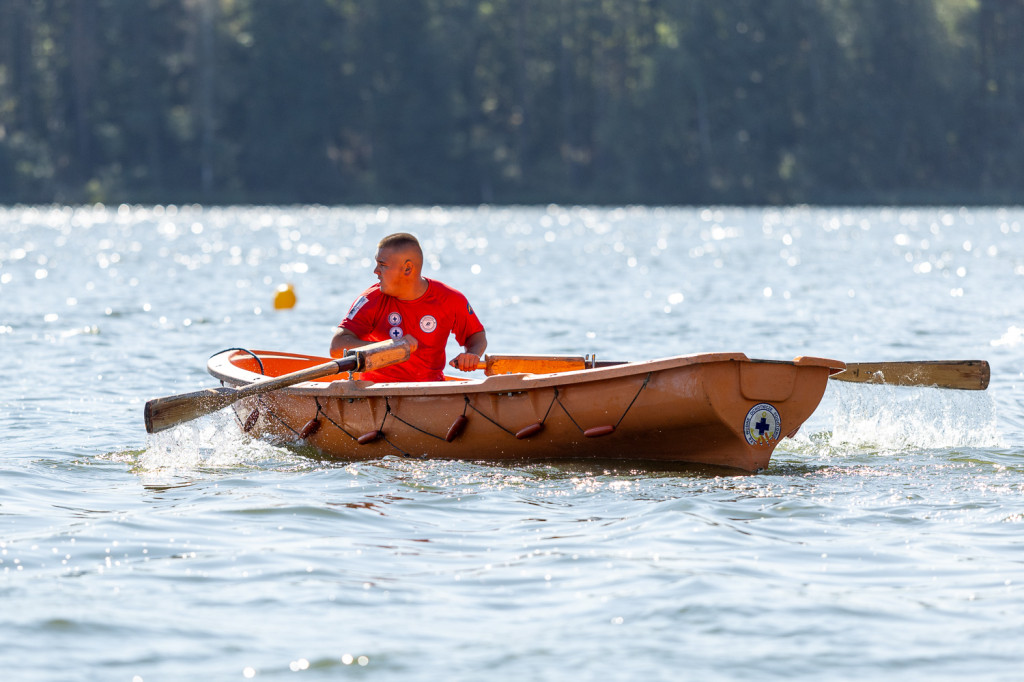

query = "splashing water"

[
  {"left": 135, "top": 410, "right": 299, "bottom": 477},
  {"left": 991, "top": 325, "right": 1024, "bottom": 348},
  {"left": 804, "top": 382, "right": 1002, "bottom": 451}
]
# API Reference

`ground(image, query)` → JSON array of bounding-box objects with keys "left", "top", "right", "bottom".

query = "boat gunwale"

[{"left": 207, "top": 349, "right": 845, "bottom": 398}]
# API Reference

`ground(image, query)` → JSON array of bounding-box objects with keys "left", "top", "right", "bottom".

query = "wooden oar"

[
  {"left": 472, "top": 355, "right": 990, "bottom": 391},
  {"left": 144, "top": 336, "right": 417, "bottom": 434},
  {"left": 475, "top": 354, "right": 589, "bottom": 375},
  {"left": 829, "top": 360, "right": 990, "bottom": 391}
]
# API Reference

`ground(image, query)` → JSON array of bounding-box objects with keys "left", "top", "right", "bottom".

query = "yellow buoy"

[{"left": 273, "top": 283, "right": 297, "bottom": 310}]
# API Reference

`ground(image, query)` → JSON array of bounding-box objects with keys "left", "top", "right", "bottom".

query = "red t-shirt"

[{"left": 339, "top": 279, "right": 485, "bottom": 382}]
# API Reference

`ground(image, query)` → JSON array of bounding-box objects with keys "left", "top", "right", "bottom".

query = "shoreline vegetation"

[{"left": 2, "top": 1, "right": 1023, "bottom": 207}]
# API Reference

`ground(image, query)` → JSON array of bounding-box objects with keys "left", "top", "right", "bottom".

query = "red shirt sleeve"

[
  {"left": 338, "top": 285, "right": 386, "bottom": 341},
  {"left": 449, "top": 290, "right": 485, "bottom": 346}
]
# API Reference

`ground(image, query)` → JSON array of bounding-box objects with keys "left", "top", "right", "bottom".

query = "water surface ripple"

[{"left": 2, "top": 205, "right": 1023, "bottom": 681}]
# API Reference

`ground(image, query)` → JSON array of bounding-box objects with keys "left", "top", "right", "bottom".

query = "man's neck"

[{"left": 393, "top": 276, "right": 429, "bottom": 301}]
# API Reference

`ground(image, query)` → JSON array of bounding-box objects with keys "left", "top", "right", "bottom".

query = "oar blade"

[
  {"left": 144, "top": 387, "right": 239, "bottom": 434},
  {"left": 830, "top": 360, "right": 990, "bottom": 391}
]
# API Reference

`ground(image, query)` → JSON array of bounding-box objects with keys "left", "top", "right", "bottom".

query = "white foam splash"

[
  {"left": 139, "top": 410, "right": 293, "bottom": 474},
  {"left": 991, "top": 325, "right": 1024, "bottom": 348},
  {"left": 822, "top": 382, "right": 1002, "bottom": 450}
]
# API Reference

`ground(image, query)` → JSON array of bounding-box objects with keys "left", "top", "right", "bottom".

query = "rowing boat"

[{"left": 205, "top": 349, "right": 845, "bottom": 472}]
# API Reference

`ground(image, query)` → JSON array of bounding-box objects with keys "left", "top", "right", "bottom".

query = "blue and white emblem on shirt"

[
  {"left": 388, "top": 312, "right": 402, "bottom": 326},
  {"left": 419, "top": 315, "right": 437, "bottom": 333},
  {"left": 743, "top": 403, "right": 782, "bottom": 446},
  {"left": 389, "top": 326, "right": 404, "bottom": 340}
]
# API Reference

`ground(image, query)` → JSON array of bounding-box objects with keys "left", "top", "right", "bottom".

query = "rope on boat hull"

[{"left": 228, "top": 348, "right": 652, "bottom": 460}]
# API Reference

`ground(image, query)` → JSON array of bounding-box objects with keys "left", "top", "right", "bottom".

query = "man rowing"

[{"left": 330, "top": 233, "right": 487, "bottom": 382}]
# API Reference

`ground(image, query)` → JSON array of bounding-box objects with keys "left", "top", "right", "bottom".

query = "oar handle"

[{"left": 353, "top": 336, "right": 419, "bottom": 372}]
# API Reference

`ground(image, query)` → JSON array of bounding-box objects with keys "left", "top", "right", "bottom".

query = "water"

[{"left": 2, "top": 205, "right": 1023, "bottom": 681}]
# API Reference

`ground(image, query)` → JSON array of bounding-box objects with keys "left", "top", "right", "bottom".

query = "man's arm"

[
  {"left": 449, "top": 330, "right": 487, "bottom": 371},
  {"left": 329, "top": 327, "right": 367, "bottom": 358}
]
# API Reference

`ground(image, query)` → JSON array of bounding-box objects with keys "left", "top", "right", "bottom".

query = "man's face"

[{"left": 373, "top": 246, "right": 407, "bottom": 296}]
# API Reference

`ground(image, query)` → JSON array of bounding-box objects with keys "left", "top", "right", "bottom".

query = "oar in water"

[
  {"left": 144, "top": 336, "right": 417, "bottom": 434},
  {"left": 472, "top": 355, "right": 990, "bottom": 391}
]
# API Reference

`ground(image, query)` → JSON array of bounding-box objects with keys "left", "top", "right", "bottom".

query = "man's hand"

[
  {"left": 448, "top": 352, "right": 482, "bottom": 372},
  {"left": 449, "top": 331, "right": 487, "bottom": 371}
]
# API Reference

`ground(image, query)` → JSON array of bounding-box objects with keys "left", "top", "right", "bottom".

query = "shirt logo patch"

[
  {"left": 346, "top": 296, "right": 369, "bottom": 320},
  {"left": 388, "top": 312, "right": 402, "bottom": 326},
  {"left": 389, "top": 326, "right": 404, "bottom": 340},
  {"left": 419, "top": 315, "right": 437, "bottom": 333}
]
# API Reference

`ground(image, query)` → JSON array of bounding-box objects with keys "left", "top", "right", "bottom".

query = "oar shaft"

[
  {"left": 144, "top": 336, "right": 417, "bottom": 434},
  {"left": 232, "top": 356, "right": 356, "bottom": 400},
  {"left": 229, "top": 356, "right": 354, "bottom": 399}
]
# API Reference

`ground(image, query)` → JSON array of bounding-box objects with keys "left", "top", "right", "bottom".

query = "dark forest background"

[{"left": 2, "top": 0, "right": 1023, "bottom": 206}]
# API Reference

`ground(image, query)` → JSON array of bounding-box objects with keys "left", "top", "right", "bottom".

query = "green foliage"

[{"left": 0, "top": 0, "right": 1021, "bottom": 205}]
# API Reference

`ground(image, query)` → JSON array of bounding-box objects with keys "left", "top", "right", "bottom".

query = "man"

[{"left": 330, "top": 233, "right": 487, "bottom": 382}]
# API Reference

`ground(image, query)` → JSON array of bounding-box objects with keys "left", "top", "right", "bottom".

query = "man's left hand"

[{"left": 449, "top": 353, "right": 482, "bottom": 372}]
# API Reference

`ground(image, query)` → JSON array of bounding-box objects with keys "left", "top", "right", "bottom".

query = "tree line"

[{"left": 1, "top": 0, "right": 1023, "bottom": 206}]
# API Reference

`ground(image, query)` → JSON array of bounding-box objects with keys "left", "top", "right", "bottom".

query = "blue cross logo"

[{"left": 744, "top": 403, "right": 781, "bottom": 446}]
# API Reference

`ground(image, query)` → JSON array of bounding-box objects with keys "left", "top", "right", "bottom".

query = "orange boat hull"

[{"left": 207, "top": 350, "right": 844, "bottom": 473}]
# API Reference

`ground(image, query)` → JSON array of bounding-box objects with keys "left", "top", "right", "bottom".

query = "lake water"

[{"left": 2, "top": 205, "right": 1023, "bottom": 681}]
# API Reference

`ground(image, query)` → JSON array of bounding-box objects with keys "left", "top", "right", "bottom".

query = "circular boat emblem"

[
  {"left": 389, "top": 326, "right": 404, "bottom": 339},
  {"left": 419, "top": 315, "right": 437, "bottom": 333},
  {"left": 388, "top": 312, "right": 402, "bottom": 326},
  {"left": 743, "top": 403, "right": 782, "bottom": 446}
]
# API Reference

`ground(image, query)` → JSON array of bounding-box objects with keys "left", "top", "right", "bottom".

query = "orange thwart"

[{"left": 207, "top": 350, "right": 845, "bottom": 473}]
